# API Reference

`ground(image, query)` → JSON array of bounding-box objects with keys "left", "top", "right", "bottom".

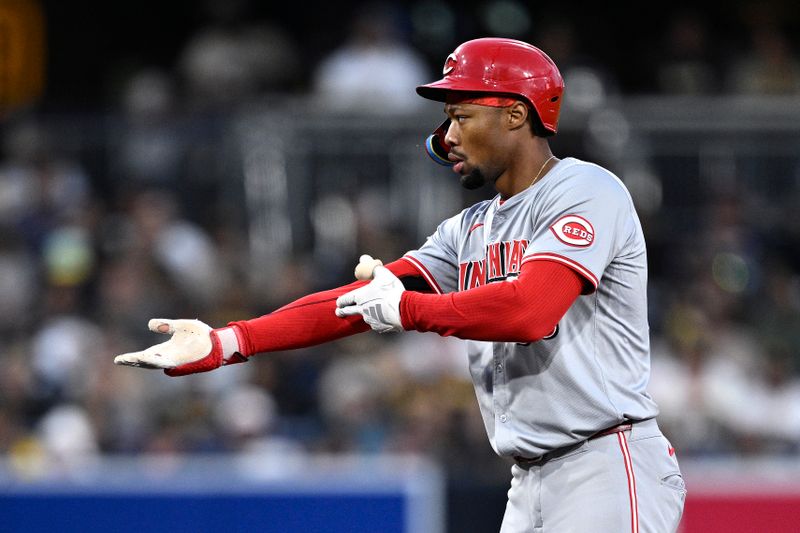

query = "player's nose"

[{"left": 444, "top": 121, "right": 459, "bottom": 147}]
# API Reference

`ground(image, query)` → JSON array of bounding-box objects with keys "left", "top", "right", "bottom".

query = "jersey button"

[
  {"left": 496, "top": 364, "right": 503, "bottom": 374},
  {"left": 499, "top": 414, "right": 508, "bottom": 423}
]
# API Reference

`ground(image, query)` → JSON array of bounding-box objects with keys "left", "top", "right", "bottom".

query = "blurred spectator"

[
  {"left": 750, "top": 258, "right": 800, "bottom": 373},
  {"left": 310, "top": 1, "right": 431, "bottom": 114},
  {"left": 310, "top": 193, "right": 359, "bottom": 286},
  {"left": 0, "top": 231, "right": 38, "bottom": 333},
  {"left": 92, "top": 188, "right": 228, "bottom": 344},
  {"left": 94, "top": 255, "right": 179, "bottom": 343},
  {"left": 171, "top": 0, "right": 302, "bottom": 223},
  {"left": 126, "top": 188, "right": 225, "bottom": 308},
  {"left": 317, "top": 349, "right": 393, "bottom": 452},
  {"left": 111, "top": 67, "right": 186, "bottom": 188},
  {"left": 8, "top": 403, "right": 101, "bottom": 481},
  {"left": 479, "top": 0, "right": 531, "bottom": 39},
  {"left": 214, "top": 384, "right": 278, "bottom": 449},
  {"left": 726, "top": 29, "right": 800, "bottom": 94},
  {"left": 649, "top": 281, "right": 770, "bottom": 456},
  {"left": 35, "top": 404, "right": 100, "bottom": 477},
  {"left": 215, "top": 384, "right": 307, "bottom": 477},
  {"left": 725, "top": 4, "right": 800, "bottom": 94},
  {"left": 30, "top": 299, "right": 104, "bottom": 401},
  {"left": 655, "top": 9, "right": 720, "bottom": 94},
  {"left": 0, "top": 118, "right": 94, "bottom": 251},
  {"left": 536, "top": 17, "right": 620, "bottom": 113},
  {"left": 650, "top": 298, "right": 723, "bottom": 455},
  {"left": 176, "top": 0, "right": 301, "bottom": 111},
  {"left": 701, "top": 192, "right": 764, "bottom": 312}
]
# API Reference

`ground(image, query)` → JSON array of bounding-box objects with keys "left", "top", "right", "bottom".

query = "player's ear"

[{"left": 507, "top": 101, "right": 529, "bottom": 131}]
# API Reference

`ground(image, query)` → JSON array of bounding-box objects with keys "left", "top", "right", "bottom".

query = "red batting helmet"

[{"left": 417, "top": 38, "right": 565, "bottom": 164}]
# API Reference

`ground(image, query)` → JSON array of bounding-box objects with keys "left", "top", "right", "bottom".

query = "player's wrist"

[{"left": 213, "top": 324, "right": 248, "bottom": 365}]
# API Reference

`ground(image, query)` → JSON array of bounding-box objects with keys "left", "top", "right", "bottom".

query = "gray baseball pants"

[{"left": 500, "top": 418, "right": 686, "bottom": 532}]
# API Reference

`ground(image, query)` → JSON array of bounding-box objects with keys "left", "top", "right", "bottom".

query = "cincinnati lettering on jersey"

[{"left": 458, "top": 239, "right": 528, "bottom": 290}]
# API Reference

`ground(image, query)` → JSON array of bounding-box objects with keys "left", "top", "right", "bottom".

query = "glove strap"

[{"left": 216, "top": 325, "right": 248, "bottom": 365}]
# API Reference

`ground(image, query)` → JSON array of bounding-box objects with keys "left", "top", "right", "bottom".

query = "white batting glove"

[
  {"left": 114, "top": 319, "right": 246, "bottom": 376},
  {"left": 335, "top": 266, "right": 405, "bottom": 333}
]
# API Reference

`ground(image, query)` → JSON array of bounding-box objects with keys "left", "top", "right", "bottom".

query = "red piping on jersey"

[
  {"left": 401, "top": 255, "right": 444, "bottom": 294},
  {"left": 400, "top": 260, "right": 582, "bottom": 342},
  {"left": 617, "top": 431, "right": 639, "bottom": 533},
  {"left": 521, "top": 252, "right": 598, "bottom": 292},
  {"left": 468, "top": 222, "right": 484, "bottom": 234}
]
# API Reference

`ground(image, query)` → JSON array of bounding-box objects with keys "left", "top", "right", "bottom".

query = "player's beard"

[
  {"left": 460, "top": 166, "right": 499, "bottom": 190},
  {"left": 460, "top": 170, "right": 486, "bottom": 190}
]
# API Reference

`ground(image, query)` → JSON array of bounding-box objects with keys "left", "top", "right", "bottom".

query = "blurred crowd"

[{"left": 1, "top": 0, "right": 800, "bottom": 484}]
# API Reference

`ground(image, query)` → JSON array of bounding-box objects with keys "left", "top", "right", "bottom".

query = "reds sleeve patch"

[{"left": 550, "top": 215, "right": 595, "bottom": 247}]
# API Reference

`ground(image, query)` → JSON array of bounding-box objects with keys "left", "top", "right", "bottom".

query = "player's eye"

[{"left": 455, "top": 115, "right": 467, "bottom": 122}]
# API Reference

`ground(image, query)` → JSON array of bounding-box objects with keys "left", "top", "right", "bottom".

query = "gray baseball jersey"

[{"left": 403, "top": 157, "right": 660, "bottom": 459}]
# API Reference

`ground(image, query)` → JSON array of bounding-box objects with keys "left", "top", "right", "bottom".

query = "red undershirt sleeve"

[
  {"left": 399, "top": 259, "right": 584, "bottom": 342},
  {"left": 229, "top": 258, "right": 428, "bottom": 355}
]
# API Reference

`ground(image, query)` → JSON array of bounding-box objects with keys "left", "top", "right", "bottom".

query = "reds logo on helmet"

[
  {"left": 550, "top": 215, "right": 595, "bottom": 247},
  {"left": 442, "top": 53, "right": 457, "bottom": 75}
]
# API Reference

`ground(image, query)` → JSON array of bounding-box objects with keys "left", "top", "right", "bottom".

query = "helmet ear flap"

[{"left": 425, "top": 119, "right": 453, "bottom": 166}]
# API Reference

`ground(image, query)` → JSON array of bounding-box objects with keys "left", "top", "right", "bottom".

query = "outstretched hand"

[{"left": 114, "top": 319, "right": 245, "bottom": 376}]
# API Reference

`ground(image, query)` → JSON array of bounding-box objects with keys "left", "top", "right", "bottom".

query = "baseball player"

[{"left": 116, "top": 38, "right": 685, "bottom": 532}]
